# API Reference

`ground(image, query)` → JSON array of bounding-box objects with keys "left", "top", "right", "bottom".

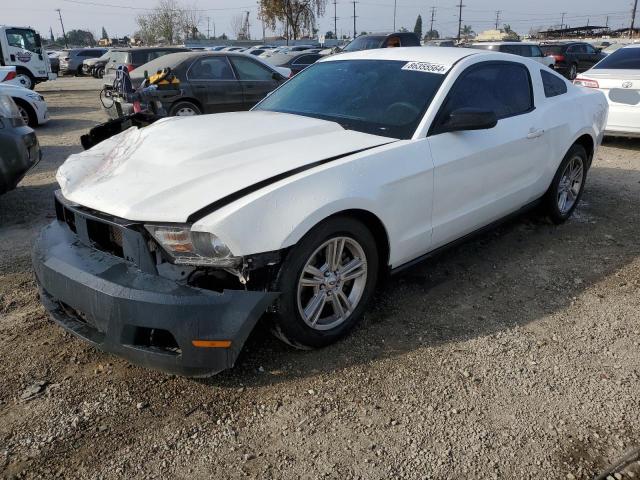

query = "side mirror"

[{"left": 439, "top": 108, "right": 497, "bottom": 133}]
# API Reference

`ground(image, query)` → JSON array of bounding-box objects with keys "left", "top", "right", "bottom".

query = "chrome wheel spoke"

[
  {"left": 339, "top": 258, "right": 366, "bottom": 281},
  {"left": 304, "top": 293, "right": 326, "bottom": 326},
  {"left": 331, "top": 292, "right": 346, "bottom": 319}
]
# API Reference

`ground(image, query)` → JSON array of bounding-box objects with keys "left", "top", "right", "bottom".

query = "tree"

[
  {"left": 49, "top": 29, "right": 55, "bottom": 43},
  {"left": 182, "top": 4, "right": 203, "bottom": 40},
  {"left": 101, "top": 26, "right": 108, "bottom": 39},
  {"left": 60, "top": 29, "right": 95, "bottom": 46},
  {"left": 135, "top": 0, "right": 187, "bottom": 45},
  {"left": 461, "top": 25, "right": 475, "bottom": 41},
  {"left": 413, "top": 14, "right": 423, "bottom": 40},
  {"left": 359, "top": 31, "right": 368, "bottom": 36},
  {"left": 424, "top": 29, "right": 439, "bottom": 40},
  {"left": 259, "top": 0, "right": 327, "bottom": 40},
  {"left": 220, "top": 32, "right": 228, "bottom": 40},
  {"left": 325, "top": 30, "right": 334, "bottom": 39},
  {"left": 398, "top": 27, "right": 409, "bottom": 33}
]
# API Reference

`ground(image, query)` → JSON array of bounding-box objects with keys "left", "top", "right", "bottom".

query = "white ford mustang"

[{"left": 33, "top": 47, "right": 607, "bottom": 377}]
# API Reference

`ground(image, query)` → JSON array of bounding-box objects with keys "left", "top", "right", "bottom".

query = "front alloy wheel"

[
  {"left": 271, "top": 216, "right": 379, "bottom": 349},
  {"left": 297, "top": 237, "right": 368, "bottom": 331}
]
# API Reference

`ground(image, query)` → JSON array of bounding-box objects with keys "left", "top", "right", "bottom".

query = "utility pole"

[
  {"left": 352, "top": 1, "right": 358, "bottom": 39},
  {"left": 393, "top": 0, "right": 397, "bottom": 31},
  {"left": 560, "top": 12, "right": 566, "bottom": 30},
  {"left": 333, "top": 0, "right": 338, "bottom": 38},
  {"left": 605, "top": 15, "right": 609, "bottom": 29},
  {"left": 631, "top": 0, "right": 638, "bottom": 39},
  {"left": 55, "top": 8, "right": 68, "bottom": 48},
  {"left": 429, "top": 6, "right": 436, "bottom": 39},
  {"left": 207, "top": 17, "right": 210, "bottom": 39},
  {"left": 456, "top": 2, "right": 465, "bottom": 42},
  {"left": 495, "top": 10, "right": 501, "bottom": 30}
]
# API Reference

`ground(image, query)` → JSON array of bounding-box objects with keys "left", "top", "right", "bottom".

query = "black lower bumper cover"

[{"left": 32, "top": 221, "right": 279, "bottom": 377}]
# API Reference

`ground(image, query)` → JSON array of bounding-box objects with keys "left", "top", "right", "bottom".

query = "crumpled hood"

[{"left": 57, "top": 111, "right": 392, "bottom": 222}]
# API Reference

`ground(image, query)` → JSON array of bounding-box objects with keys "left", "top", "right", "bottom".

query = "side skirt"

[{"left": 390, "top": 197, "right": 543, "bottom": 276}]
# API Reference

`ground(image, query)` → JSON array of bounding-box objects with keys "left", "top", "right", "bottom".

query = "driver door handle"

[{"left": 527, "top": 129, "right": 545, "bottom": 139}]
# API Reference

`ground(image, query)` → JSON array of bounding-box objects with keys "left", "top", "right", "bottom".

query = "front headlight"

[{"left": 145, "top": 225, "right": 240, "bottom": 267}]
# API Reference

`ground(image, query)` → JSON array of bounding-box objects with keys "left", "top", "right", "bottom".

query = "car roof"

[
  {"left": 111, "top": 47, "right": 189, "bottom": 52},
  {"left": 621, "top": 44, "right": 640, "bottom": 49},
  {"left": 322, "top": 46, "right": 476, "bottom": 64}
]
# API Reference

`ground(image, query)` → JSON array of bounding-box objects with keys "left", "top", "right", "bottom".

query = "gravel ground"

[{"left": 0, "top": 78, "right": 639, "bottom": 480}]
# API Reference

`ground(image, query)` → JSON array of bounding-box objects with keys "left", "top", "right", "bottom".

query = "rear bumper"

[
  {"left": 0, "top": 123, "right": 41, "bottom": 194},
  {"left": 605, "top": 105, "right": 640, "bottom": 137},
  {"left": 33, "top": 221, "right": 279, "bottom": 377}
]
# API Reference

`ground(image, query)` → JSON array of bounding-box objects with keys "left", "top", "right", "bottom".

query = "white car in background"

[
  {"left": 34, "top": 47, "right": 606, "bottom": 377},
  {"left": 0, "top": 79, "right": 48, "bottom": 128},
  {"left": 574, "top": 44, "right": 640, "bottom": 137}
]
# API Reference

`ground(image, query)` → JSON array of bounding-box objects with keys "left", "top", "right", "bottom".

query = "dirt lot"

[{"left": 0, "top": 77, "right": 639, "bottom": 480}]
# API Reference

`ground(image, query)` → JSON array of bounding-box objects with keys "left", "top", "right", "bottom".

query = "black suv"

[
  {"left": 340, "top": 32, "right": 421, "bottom": 53},
  {"left": 540, "top": 42, "right": 605, "bottom": 80}
]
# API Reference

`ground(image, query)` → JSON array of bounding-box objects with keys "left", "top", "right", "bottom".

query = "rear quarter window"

[{"left": 541, "top": 70, "right": 568, "bottom": 97}]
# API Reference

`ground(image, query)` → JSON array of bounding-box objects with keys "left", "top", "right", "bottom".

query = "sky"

[{"left": 3, "top": 0, "right": 637, "bottom": 41}]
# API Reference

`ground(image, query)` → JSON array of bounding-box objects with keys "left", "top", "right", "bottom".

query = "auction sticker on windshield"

[{"left": 402, "top": 61, "right": 449, "bottom": 74}]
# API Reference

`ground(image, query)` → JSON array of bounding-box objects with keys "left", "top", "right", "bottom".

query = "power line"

[
  {"left": 62, "top": 0, "right": 257, "bottom": 12},
  {"left": 429, "top": 6, "right": 436, "bottom": 37},
  {"left": 55, "top": 8, "right": 68, "bottom": 48},
  {"left": 393, "top": 0, "right": 397, "bottom": 31},
  {"left": 352, "top": 1, "right": 358, "bottom": 38},
  {"left": 631, "top": 0, "right": 638, "bottom": 38},
  {"left": 456, "top": 1, "right": 465, "bottom": 41}
]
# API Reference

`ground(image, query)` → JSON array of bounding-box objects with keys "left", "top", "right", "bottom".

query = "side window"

[
  {"left": 531, "top": 46, "right": 544, "bottom": 57},
  {"left": 188, "top": 56, "right": 235, "bottom": 80},
  {"left": 229, "top": 56, "right": 274, "bottom": 81},
  {"left": 440, "top": 62, "right": 533, "bottom": 121},
  {"left": 292, "top": 54, "right": 320, "bottom": 66},
  {"left": 585, "top": 45, "right": 597, "bottom": 54},
  {"left": 540, "top": 69, "right": 568, "bottom": 98}
]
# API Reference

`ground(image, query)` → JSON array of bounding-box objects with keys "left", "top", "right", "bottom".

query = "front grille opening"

[
  {"left": 130, "top": 327, "right": 181, "bottom": 356},
  {"left": 86, "top": 219, "right": 124, "bottom": 258}
]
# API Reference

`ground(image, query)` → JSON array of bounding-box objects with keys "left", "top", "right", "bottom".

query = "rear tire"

[
  {"left": 271, "top": 216, "right": 379, "bottom": 349},
  {"left": 568, "top": 63, "right": 578, "bottom": 80},
  {"left": 169, "top": 101, "right": 202, "bottom": 116},
  {"left": 543, "top": 144, "right": 588, "bottom": 224},
  {"left": 15, "top": 71, "right": 34, "bottom": 90}
]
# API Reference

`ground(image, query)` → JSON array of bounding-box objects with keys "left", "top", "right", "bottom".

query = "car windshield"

[
  {"left": 254, "top": 59, "right": 445, "bottom": 139},
  {"left": 593, "top": 48, "right": 640, "bottom": 69},
  {"left": 343, "top": 36, "right": 385, "bottom": 52}
]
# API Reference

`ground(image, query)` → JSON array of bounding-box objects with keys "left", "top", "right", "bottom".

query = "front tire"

[
  {"left": 15, "top": 71, "right": 34, "bottom": 90},
  {"left": 13, "top": 99, "right": 37, "bottom": 128},
  {"left": 543, "top": 144, "right": 588, "bottom": 224},
  {"left": 271, "top": 216, "right": 379, "bottom": 349}
]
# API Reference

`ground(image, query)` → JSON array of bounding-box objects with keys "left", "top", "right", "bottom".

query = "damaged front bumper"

[{"left": 32, "top": 220, "right": 279, "bottom": 377}]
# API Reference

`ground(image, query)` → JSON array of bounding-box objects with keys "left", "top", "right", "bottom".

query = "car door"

[
  {"left": 228, "top": 55, "right": 282, "bottom": 108},
  {"left": 427, "top": 61, "right": 549, "bottom": 248},
  {"left": 570, "top": 44, "right": 589, "bottom": 71},
  {"left": 3, "top": 28, "right": 44, "bottom": 76},
  {"left": 186, "top": 55, "right": 244, "bottom": 113}
]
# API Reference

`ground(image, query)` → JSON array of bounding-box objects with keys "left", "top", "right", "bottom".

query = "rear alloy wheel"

[
  {"left": 271, "top": 216, "right": 379, "bottom": 349},
  {"left": 544, "top": 144, "right": 588, "bottom": 224},
  {"left": 169, "top": 101, "right": 202, "bottom": 116}
]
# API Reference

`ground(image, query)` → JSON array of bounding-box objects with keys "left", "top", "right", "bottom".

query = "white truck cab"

[{"left": 0, "top": 26, "right": 56, "bottom": 89}]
